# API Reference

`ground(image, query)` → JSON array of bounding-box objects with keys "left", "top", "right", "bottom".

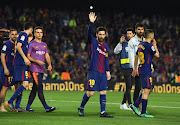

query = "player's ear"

[{"left": 96, "top": 32, "right": 98, "bottom": 37}]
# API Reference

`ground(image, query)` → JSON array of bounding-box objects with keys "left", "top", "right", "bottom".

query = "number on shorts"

[
  {"left": 89, "top": 79, "right": 95, "bottom": 86},
  {"left": 25, "top": 71, "right": 28, "bottom": 79},
  {"left": 8, "top": 76, "right": 13, "bottom": 84}
]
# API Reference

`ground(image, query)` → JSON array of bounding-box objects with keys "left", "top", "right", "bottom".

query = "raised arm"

[{"left": 87, "top": 12, "right": 97, "bottom": 43}]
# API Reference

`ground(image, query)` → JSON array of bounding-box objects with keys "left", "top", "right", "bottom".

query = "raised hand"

[{"left": 89, "top": 12, "right": 97, "bottom": 23}]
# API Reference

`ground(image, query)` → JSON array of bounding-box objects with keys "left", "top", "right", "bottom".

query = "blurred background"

[{"left": 0, "top": 0, "right": 180, "bottom": 83}]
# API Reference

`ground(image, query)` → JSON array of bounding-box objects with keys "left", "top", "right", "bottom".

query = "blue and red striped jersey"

[
  {"left": 14, "top": 32, "right": 29, "bottom": 65},
  {"left": 136, "top": 42, "right": 156, "bottom": 75},
  {"left": 1, "top": 40, "right": 15, "bottom": 66},
  {"left": 87, "top": 22, "right": 110, "bottom": 74}
]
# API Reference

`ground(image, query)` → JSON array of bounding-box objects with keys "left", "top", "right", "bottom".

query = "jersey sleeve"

[
  {"left": 17, "top": 33, "right": 26, "bottom": 44},
  {"left": 128, "top": 39, "right": 135, "bottom": 69},
  {"left": 45, "top": 43, "right": 48, "bottom": 53},
  {"left": 87, "top": 22, "right": 94, "bottom": 43},
  {"left": 1, "top": 42, "right": 8, "bottom": 54},
  {"left": 28, "top": 43, "right": 33, "bottom": 54},
  {"left": 149, "top": 44, "right": 156, "bottom": 55},
  {"left": 114, "top": 43, "right": 122, "bottom": 54},
  {"left": 105, "top": 45, "right": 110, "bottom": 71}
]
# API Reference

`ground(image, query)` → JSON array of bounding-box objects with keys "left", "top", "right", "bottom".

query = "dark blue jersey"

[
  {"left": 136, "top": 42, "right": 156, "bottom": 75},
  {"left": 1, "top": 40, "right": 15, "bottom": 67},
  {"left": 14, "top": 32, "right": 29, "bottom": 65},
  {"left": 87, "top": 22, "right": 110, "bottom": 74}
]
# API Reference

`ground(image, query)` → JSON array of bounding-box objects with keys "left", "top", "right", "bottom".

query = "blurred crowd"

[{"left": 0, "top": 6, "right": 180, "bottom": 83}]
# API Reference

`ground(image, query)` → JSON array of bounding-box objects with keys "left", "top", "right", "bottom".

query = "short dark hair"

[
  {"left": 135, "top": 22, "right": 144, "bottom": 29},
  {"left": 9, "top": 29, "right": 17, "bottom": 33},
  {"left": 126, "top": 28, "right": 135, "bottom": 34},
  {"left": 144, "top": 29, "right": 154, "bottom": 38},
  {"left": 96, "top": 26, "right": 106, "bottom": 34},
  {"left": 24, "top": 22, "right": 33, "bottom": 30},
  {"left": 34, "top": 26, "right": 43, "bottom": 33}
]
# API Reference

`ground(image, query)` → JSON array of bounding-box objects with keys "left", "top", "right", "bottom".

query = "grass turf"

[{"left": 0, "top": 90, "right": 179, "bottom": 125}]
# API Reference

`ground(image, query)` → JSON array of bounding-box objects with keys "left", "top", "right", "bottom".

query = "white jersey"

[{"left": 128, "top": 35, "right": 145, "bottom": 69}]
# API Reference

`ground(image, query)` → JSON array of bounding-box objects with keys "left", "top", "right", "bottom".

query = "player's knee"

[
  {"left": 100, "top": 90, "right": 106, "bottom": 95},
  {"left": 2, "top": 86, "right": 9, "bottom": 91},
  {"left": 87, "top": 91, "right": 95, "bottom": 97},
  {"left": 22, "top": 81, "right": 29, "bottom": 88}
]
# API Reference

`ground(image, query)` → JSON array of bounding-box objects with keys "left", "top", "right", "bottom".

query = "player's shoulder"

[
  {"left": 4, "top": 40, "right": 11, "bottom": 45},
  {"left": 41, "top": 41, "right": 47, "bottom": 45},
  {"left": 144, "top": 42, "right": 153, "bottom": 48},
  {"left": 128, "top": 36, "right": 137, "bottom": 46},
  {"left": 18, "top": 32, "right": 28, "bottom": 42},
  {"left": 103, "top": 42, "right": 110, "bottom": 52},
  {"left": 29, "top": 40, "right": 35, "bottom": 45},
  {"left": 19, "top": 31, "right": 27, "bottom": 37}
]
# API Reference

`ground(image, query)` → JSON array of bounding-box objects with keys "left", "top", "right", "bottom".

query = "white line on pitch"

[
  {"left": 22, "top": 99, "right": 180, "bottom": 109},
  {"left": 46, "top": 100, "right": 180, "bottom": 109}
]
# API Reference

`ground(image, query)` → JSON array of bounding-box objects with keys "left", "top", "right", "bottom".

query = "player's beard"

[
  {"left": 11, "top": 37, "right": 17, "bottom": 43},
  {"left": 98, "top": 37, "right": 105, "bottom": 43},
  {"left": 137, "top": 32, "right": 144, "bottom": 38}
]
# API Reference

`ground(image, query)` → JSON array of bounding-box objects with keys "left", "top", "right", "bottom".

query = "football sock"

[
  {"left": 38, "top": 91, "right": 50, "bottom": 109},
  {"left": 141, "top": 99, "right": 148, "bottom": 114},
  {"left": 100, "top": 94, "right": 106, "bottom": 113},
  {"left": 26, "top": 104, "right": 31, "bottom": 110},
  {"left": 26, "top": 89, "right": 37, "bottom": 110},
  {"left": 134, "top": 92, "right": 142, "bottom": 108},
  {"left": 15, "top": 93, "right": 22, "bottom": 109},
  {"left": 80, "top": 93, "right": 89, "bottom": 109},
  {"left": 8, "top": 85, "right": 25, "bottom": 104}
]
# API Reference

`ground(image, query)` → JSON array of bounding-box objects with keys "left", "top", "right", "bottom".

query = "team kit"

[{"left": 0, "top": 12, "right": 159, "bottom": 118}]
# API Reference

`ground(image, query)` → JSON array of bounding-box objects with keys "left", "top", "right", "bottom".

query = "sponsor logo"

[{"left": 36, "top": 51, "right": 45, "bottom": 55}]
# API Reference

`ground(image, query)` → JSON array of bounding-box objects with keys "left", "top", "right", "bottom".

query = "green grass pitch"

[{"left": 0, "top": 90, "right": 179, "bottom": 125}]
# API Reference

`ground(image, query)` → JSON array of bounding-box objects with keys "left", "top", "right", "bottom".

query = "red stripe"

[
  {"left": 6, "top": 55, "right": 8, "bottom": 62},
  {"left": 147, "top": 53, "right": 150, "bottom": 64},
  {"left": 86, "top": 79, "right": 89, "bottom": 90},
  {"left": 147, "top": 76, "right": 150, "bottom": 88},
  {"left": 22, "top": 70, "right": 24, "bottom": 81},
  {"left": 5, "top": 76, "right": 8, "bottom": 87},
  {"left": 98, "top": 53, "right": 105, "bottom": 73},
  {"left": 91, "top": 43, "right": 93, "bottom": 58}
]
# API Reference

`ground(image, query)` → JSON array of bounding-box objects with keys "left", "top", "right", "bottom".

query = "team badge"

[
  {"left": 43, "top": 46, "right": 46, "bottom": 48},
  {"left": 20, "top": 35, "right": 25, "bottom": 41},
  {"left": 2, "top": 45, "right": 7, "bottom": 51},
  {"left": 104, "top": 48, "right": 106, "bottom": 52},
  {"left": 98, "top": 44, "right": 101, "bottom": 46}
]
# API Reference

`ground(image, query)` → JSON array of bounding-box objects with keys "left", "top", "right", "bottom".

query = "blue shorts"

[
  {"left": 86, "top": 70, "right": 108, "bottom": 91},
  {"left": 0, "top": 66, "right": 14, "bottom": 87},
  {"left": 139, "top": 74, "right": 153, "bottom": 89},
  {"left": 14, "top": 65, "right": 29, "bottom": 82}
]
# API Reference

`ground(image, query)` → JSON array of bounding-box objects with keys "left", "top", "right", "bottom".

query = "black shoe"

[
  {"left": 45, "top": 107, "right": 56, "bottom": 112},
  {"left": 26, "top": 109, "right": 34, "bottom": 112},
  {"left": 100, "top": 112, "right": 114, "bottom": 118},
  {"left": 16, "top": 107, "right": 27, "bottom": 112},
  {"left": 78, "top": 107, "right": 84, "bottom": 117}
]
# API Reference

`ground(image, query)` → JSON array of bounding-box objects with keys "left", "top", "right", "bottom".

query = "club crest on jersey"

[
  {"left": 98, "top": 44, "right": 101, "bottom": 46},
  {"left": 104, "top": 48, "right": 106, "bottom": 52},
  {"left": 43, "top": 46, "right": 46, "bottom": 48}
]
